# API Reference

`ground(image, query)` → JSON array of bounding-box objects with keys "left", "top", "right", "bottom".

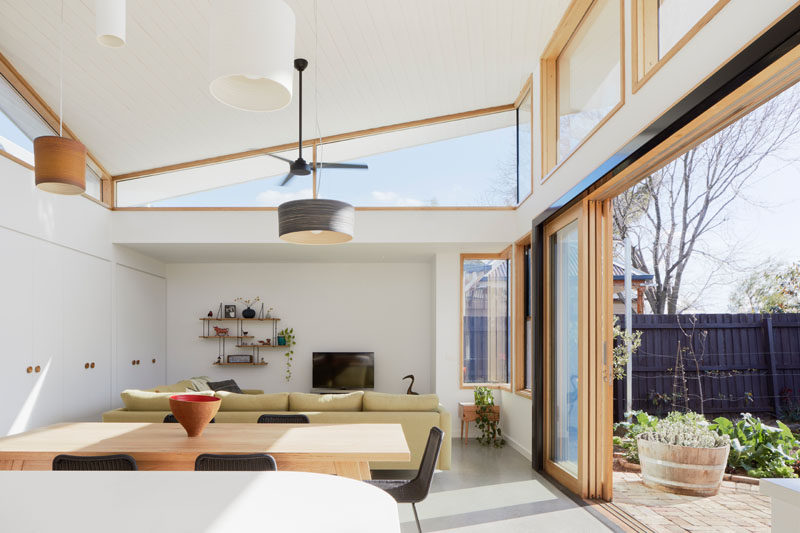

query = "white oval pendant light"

[
  {"left": 209, "top": 0, "right": 296, "bottom": 112},
  {"left": 96, "top": 0, "right": 126, "bottom": 48}
]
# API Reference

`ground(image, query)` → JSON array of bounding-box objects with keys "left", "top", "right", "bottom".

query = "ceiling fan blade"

[
  {"left": 279, "top": 173, "right": 295, "bottom": 186},
  {"left": 314, "top": 162, "right": 368, "bottom": 170},
  {"left": 266, "top": 152, "right": 294, "bottom": 164}
]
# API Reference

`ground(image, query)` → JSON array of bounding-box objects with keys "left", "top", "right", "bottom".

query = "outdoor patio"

[{"left": 608, "top": 471, "right": 771, "bottom": 532}]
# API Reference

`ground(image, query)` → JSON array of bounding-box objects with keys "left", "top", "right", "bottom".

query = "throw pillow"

[
  {"left": 186, "top": 376, "right": 212, "bottom": 391},
  {"left": 208, "top": 379, "right": 243, "bottom": 394}
]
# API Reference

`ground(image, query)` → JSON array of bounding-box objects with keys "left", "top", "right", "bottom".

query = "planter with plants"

[
  {"left": 473, "top": 387, "right": 504, "bottom": 447},
  {"left": 637, "top": 412, "right": 730, "bottom": 496},
  {"left": 277, "top": 327, "right": 295, "bottom": 382}
]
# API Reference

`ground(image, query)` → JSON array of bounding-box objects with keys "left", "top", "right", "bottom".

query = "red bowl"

[{"left": 169, "top": 394, "right": 221, "bottom": 437}]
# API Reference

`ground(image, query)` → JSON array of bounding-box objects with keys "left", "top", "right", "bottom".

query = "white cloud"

[
  {"left": 370, "top": 190, "right": 424, "bottom": 207},
  {"left": 256, "top": 188, "right": 313, "bottom": 206}
]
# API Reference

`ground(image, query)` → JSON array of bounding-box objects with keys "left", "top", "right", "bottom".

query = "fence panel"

[{"left": 614, "top": 313, "right": 800, "bottom": 421}]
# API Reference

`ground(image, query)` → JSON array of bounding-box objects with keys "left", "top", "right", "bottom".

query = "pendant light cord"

[
  {"left": 59, "top": 0, "right": 64, "bottom": 137},
  {"left": 314, "top": 0, "right": 323, "bottom": 196}
]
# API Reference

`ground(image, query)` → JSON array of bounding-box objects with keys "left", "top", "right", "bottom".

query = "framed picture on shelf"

[
  {"left": 227, "top": 354, "right": 252, "bottom": 363},
  {"left": 224, "top": 305, "right": 237, "bottom": 318}
]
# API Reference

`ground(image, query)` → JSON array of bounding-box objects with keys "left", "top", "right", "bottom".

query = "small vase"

[
  {"left": 277, "top": 335, "right": 286, "bottom": 346},
  {"left": 242, "top": 307, "right": 256, "bottom": 319}
]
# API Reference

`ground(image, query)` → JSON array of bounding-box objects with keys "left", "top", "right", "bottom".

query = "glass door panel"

[{"left": 549, "top": 220, "right": 579, "bottom": 476}]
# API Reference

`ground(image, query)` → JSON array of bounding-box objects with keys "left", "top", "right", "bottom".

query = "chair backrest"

[
  {"left": 257, "top": 414, "right": 310, "bottom": 424},
  {"left": 194, "top": 453, "right": 277, "bottom": 471},
  {"left": 164, "top": 414, "right": 215, "bottom": 423},
  {"left": 52, "top": 454, "right": 138, "bottom": 471},
  {"left": 407, "top": 426, "right": 444, "bottom": 499}
]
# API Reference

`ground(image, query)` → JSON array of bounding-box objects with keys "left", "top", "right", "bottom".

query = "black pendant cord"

[{"left": 298, "top": 63, "right": 302, "bottom": 160}]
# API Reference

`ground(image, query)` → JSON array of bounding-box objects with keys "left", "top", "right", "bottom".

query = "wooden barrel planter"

[{"left": 637, "top": 437, "right": 730, "bottom": 496}]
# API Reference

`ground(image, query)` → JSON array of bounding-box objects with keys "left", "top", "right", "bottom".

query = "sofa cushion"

[
  {"left": 208, "top": 379, "right": 243, "bottom": 394},
  {"left": 185, "top": 376, "right": 212, "bottom": 391},
  {"left": 120, "top": 390, "right": 214, "bottom": 411},
  {"left": 363, "top": 392, "right": 439, "bottom": 412},
  {"left": 216, "top": 391, "right": 289, "bottom": 411},
  {"left": 149, "top": 380, "right": 195, "bottom": 393},
  {"left": 289, "top": 391, "right": 364, "bottom": 412}
]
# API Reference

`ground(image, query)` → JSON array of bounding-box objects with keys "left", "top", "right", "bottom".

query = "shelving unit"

[{"left": 199, "top": 315, "right": 283, "bottom": 367}]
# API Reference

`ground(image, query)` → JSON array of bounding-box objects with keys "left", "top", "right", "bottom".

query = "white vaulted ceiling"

[{"left": 0, "top": 0, "right": 566, "bottom": 176}]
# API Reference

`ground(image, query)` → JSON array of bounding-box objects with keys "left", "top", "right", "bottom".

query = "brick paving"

[{"left": 612, "top": 471, "right": 771, "bottom": 532}]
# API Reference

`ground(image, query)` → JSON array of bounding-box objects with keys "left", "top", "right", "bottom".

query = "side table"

[{"left": 458, "top": 402, "right": 500, "bottom": 444}]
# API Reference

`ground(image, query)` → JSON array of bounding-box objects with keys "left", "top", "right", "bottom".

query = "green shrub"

[
  {"left": 708, "top": 413, "right": 799, "bottom": 478},
  {"left": 639, "top": 416, "right": 729, "bottom": 448},
  {"left": 614, "top": 410, "right": 659, "bottom": 463}
]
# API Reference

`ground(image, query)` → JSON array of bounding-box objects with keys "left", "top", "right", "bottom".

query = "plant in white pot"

[{"left": 637, "top": 412, "right": 730, "bottom": 496}]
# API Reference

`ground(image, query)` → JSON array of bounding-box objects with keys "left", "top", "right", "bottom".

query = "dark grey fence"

[{"left": 613, "top": 313, "right": 800, "bottom": 421}]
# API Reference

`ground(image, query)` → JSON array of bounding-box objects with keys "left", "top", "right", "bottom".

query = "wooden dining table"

[{"left": 0, "top": 422, "right": 410, "bottom": 480}]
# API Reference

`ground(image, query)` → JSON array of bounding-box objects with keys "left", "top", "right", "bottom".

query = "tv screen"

[{"left": 312, "top": 352, "right": 374, "bottom": 389}]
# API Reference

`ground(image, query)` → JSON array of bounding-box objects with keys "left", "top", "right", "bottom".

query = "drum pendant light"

[
  {"left": 278, "top": 199, "right": 354, "bottom": 244},
  {"left": 209, "top": 0, "right": 296, "bottom": 112},
  {"left": 34, "top": 0, "right": 87, "bottom": 195},
  {"left": 95, "top": 0, "right": 126, "bottom": 47}
]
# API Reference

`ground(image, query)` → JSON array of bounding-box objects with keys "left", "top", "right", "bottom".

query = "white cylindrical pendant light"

[
  {"left": 278, "top": 199, "right": 355, "bottom": 244},
  {"left": 96, "top": 0, "right": 126, "bottom": 48},
  {"left": 209, "top": 0, "right": 296, "bottom": 112}
]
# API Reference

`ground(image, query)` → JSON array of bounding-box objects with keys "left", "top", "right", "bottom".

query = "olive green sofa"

[{"left": 101, "top": 380, "right": 451, "bottom": 471}]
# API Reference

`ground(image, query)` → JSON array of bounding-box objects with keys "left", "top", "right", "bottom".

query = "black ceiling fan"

[{"left": 267, "top": 58, "right": 367, "bottom": 186}]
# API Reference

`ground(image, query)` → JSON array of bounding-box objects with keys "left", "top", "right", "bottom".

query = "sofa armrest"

[
  {"left": 241, "top": 389, "right": 264, "bottom": 395},
  {"left": 436, "top": 404, "right": 452, "bottom": 470}
]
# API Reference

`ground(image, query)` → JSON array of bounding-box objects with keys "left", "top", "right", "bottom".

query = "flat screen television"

[{"left": 312, "top": 352, "right": 374, "bottom": 390}]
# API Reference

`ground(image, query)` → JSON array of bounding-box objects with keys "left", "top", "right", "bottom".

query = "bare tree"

[{"left": 614, "top": 85, "right": 800, "bottom": 314}]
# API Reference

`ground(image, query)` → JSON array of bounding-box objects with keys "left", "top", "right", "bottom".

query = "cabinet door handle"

[
  {"left": 85, "top": 363, "right": 90, "bottom": 369},
  {"left": 152, "top": 358, "right": 156, "bottom": 364},
  {"left": 136, "top": 359, "right": 140, "bottom": 365},
  {"left": 132, "top": 360, "right": 136, "bottom": 366},
  {"left": 34, "top": 365, "right": 41, "bottom": 373},
  {"left": 90, "top": 362, "right": 95, "bottom": 369},
  {"left": 26, "top": 366, "right": 33, "bottom": 374}
]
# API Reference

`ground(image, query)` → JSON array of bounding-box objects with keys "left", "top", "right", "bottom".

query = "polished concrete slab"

[{"left": 373, "top": 439, "right": 616, "bottom": 532}]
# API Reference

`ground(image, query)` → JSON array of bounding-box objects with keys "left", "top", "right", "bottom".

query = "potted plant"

[
  {"left": 235, "top": 296, "right": 261, "bottom": 319},
  {"left": 637, "top": 412, "right": 730, "bottom": 496},
  {"left": 278, "top": 327, "right": 296, "bottom": 382},
  {"left": 474, "top": 387, "right": 504, "bottom": 447}
]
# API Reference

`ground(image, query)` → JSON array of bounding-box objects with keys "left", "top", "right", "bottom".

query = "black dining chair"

[
  {"left": 257, "top": 414, "right": 310, "bottom": 424},
  {"left": 164, "top": 414, "right": 216, "bottom": 423},
  {"left": 52, "top": 454, "right": 138, "bottom": 471},
  {"left": 365, "top": 426, "right": 443, "bottom": 533},
  {"left": 194, "top": 453, "right": 277, "bottom": 471}
]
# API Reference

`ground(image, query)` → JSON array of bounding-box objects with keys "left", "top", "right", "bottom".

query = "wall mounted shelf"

[
  {"left": 200, "top": 318, "right": 280, "bottom": 322},
  {"left": 213, "top": 362, "right": 268, "bottom": 367},
  {"left": 198, "top": 335, "right": 254, "bottom": 339},
  {"left": 199, "top": 312, "right": 283, "bottom": 368}
]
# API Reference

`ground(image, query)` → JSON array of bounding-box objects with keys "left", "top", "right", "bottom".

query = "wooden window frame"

[
  {"left": 459, "top": 248, "right": 512, "bottom": 390},
  {"left": 632, "top": 0, "right": 730, "bottom": 94},
  {"left": 515, "top": 75, "right": 534, "bottom": 205},
  {"left": 513, "top": 232, "right": 533, "bottom": 399},
  {"left": 540, "top": 0, "right": 625, "bottom": 182}
]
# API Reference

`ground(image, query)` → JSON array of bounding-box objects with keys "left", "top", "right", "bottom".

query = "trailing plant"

[
  {"left": 473, "top": 387, "right": 505, "bottom": 447},
  {"left": 278, "top": 327, "right": 296, "bottom": 382},
  {"left": 612, "top": 315, "right": 643, "bottom": 380},
  {"left": 708, "top": 413, "right": 799, "bottom": 478},
  {"left": 639, "top": 415, "right": 729, "bottom": 448}
]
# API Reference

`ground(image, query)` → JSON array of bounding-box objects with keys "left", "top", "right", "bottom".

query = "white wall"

[
  {"left": 165, "top": 262, "right": 433, "bottom": 394},
  {"left": 0, "top": 157, "right": 165, "bottom": 433}
]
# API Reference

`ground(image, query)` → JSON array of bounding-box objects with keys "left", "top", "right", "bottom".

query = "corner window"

[{"left": 461, "top": 251, "right": 511, "bottom": 387}]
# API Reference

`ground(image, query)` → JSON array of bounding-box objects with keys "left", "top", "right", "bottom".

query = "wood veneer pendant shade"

[
  {"left": 278, "top": 199, "right": 354, "bottom": 244},
  {"left": 33, "top": 136, "right": 87, "bottom": 195}
]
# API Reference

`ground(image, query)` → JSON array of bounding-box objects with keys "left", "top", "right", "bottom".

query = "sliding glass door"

[{"left": 543, "top": 205, "right": 582, "bottom": 493}]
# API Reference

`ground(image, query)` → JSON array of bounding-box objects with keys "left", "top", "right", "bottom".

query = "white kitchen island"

[
  {"left": 760, "top": 478, "right": 800, "bottom": 533},
  {"left": 0, "top": 470, "right": 400, "bottom": 532}
]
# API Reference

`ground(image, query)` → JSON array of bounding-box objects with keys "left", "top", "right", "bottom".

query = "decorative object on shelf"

[
  {"left": 209, "top": 0, "right": 295, "bottom": 112},
  {"left": 207, "top": 311, "right": 214, "bottom": 317},
  {"left": 168, "top": 394, "right": 221, "bottom": 437},
  {"left": 278, "top": 327, "right": 296, "bottom": 382},
  {"left": 265, "top": 307, "right": 274, "bottom": 319},
  {"left": 224, "top": 305, "right": 237, "bottom": 318},
  {"left": 257, "top": 303, "right": 265, "bottom": 319},
  {"left": 235, "top": 297, "right": 261, "bottom": 319},
  {"left": 260, "top": 357, "right": 265, "bottom": 364},
  {"left": 242, "top": 330, "right": 248, "bottom": 336},
  {"left": 212, "top": 326, "right": 230, "bottom": 336},
  {"left": 266, "top": 338, "right": 271, "bottom": 346},
  {"left": 474, "top": 387, "right": 505, "bottom": 448},
  {"left": 96, "top": 0, "right": 126, "bottom": 48},
  {"left": 402, "top": 374, "right": 419, "bottom": 395},
  {"left": 216, "top": 356, "right": 222, "bottom": 364},
  {"left": 227, "top": 354, "right": 253, "bottom": 363}
]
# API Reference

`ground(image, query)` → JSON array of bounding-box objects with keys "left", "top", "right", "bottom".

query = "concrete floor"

[{"left": 373, "top": 439, "right": 616, "bottom": 532}]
